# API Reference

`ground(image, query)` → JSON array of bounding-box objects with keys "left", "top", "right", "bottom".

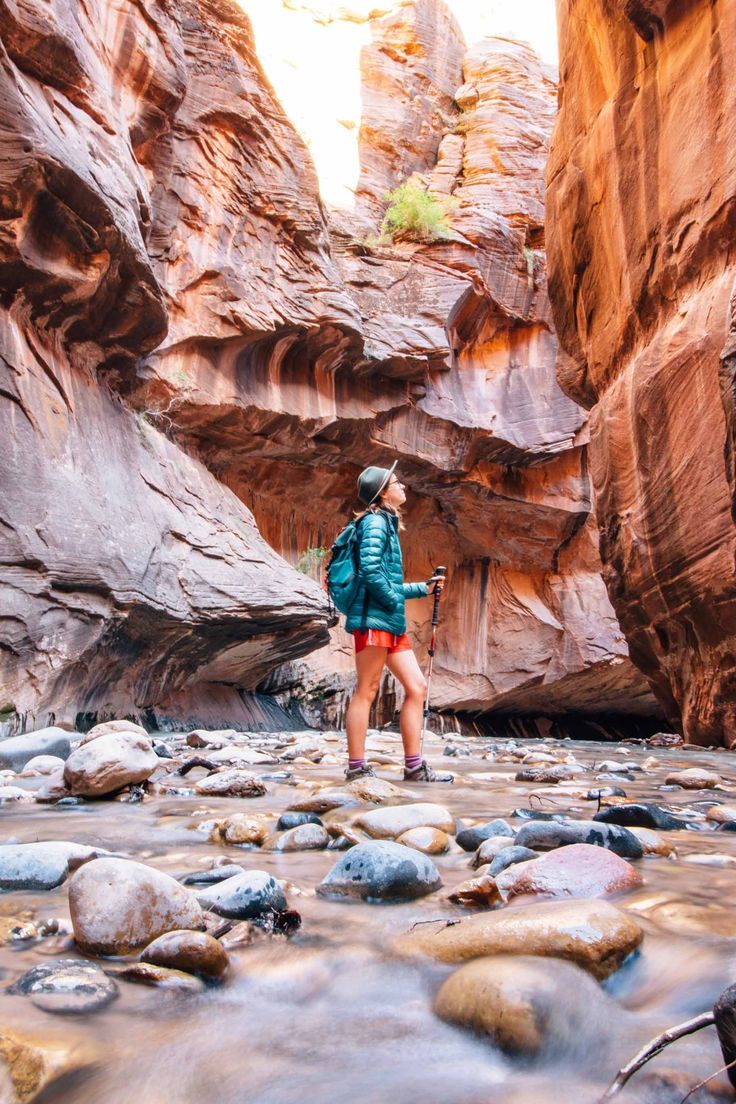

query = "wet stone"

[
  {"left": 141, "top": 930, "right": 228, "bottom": 980},
  {"left": 353, "top": 803, "right": 455, "bottom": 840},
  {"left": 514, "top": 819, "right": 644, "bottom": 859},
  {"left": 587, "top": 786, "right": 627, "bottom": 800},
  {"left": 273, "top": 824, "right": 331, "bottom": 852},
  {"left": 487, "top": 846, "right": 538, "bottom": 877},
  {"left": 317, "top": 841, "right": 441, "bottom": 902},
  {"left": 64, "top": 731, "right": 157, "bottom": 798},
  {"left": 665, "top": 768, "right": 720, "bottom": 790},
  {"left": 456, "top": 819, "right": 514, "bottom": 852},
  {"left": 117, "top": 962, "right": 205, "bottom": 991},
  {"left": 194, "top": 770, "right": 267, "bottom": 798},
  {"left": 505, "top": 843, "right": 643, "bottom": 900},
  {"left": 276, "top": 812, "right": 323, "bottom": 831},
  {"left": 594, "top": 803, "right": 689, "bottom": 831},
  {"left": 196, "top": 870, "right": 287, "bottom": 919},
  {"left": 181, "top": 865, "right": 246, "bottom": 886},
  {"left": 11, "top": 959, "right": 118, "bottom": 1014},
  {"left": 0, "top": 727, "right": 72, "bottom": 771},
  {"left": 446, "top": 875, "right": 502, "bottom": 909},
  {"left": 396, "top": 826, "right": 450, "bottom": 854},
  {"left": 0, "top": 842, "right": 109, "bottom": 891}
]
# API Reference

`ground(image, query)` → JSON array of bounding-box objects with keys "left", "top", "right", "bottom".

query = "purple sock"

[
  {"left": 348, "top": 757, "right": 365, "bottom": 770},
  {"left": 405, "top": 754, "right": 422, "bottom": 770}
]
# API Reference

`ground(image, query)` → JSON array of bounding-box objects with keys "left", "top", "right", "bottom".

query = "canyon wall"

[
  {"left": 0, "top": 0, "right": 658, "bottom": 734},
  {"left": 547, "top": 0, "right": 736, "bottom": 744}
]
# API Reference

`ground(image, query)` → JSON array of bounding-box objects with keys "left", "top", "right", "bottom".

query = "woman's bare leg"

[
  {"left": 346, "top": 645, "right": 389, "bottom": 761},
  {"left": 385, "top": 648, "right": 428, "bottom": 758}
]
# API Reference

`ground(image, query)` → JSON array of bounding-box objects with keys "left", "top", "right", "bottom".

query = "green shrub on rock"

[{"left": 380, "top": 181, "right": 455, "bottom": 244}]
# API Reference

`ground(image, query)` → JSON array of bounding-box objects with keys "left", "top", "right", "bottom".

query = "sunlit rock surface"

[
  {"left": 547, "top": 0, "right": 736, "bottom": 744},
  {"left": 0, "top": 0, "right": 657, "bottom": 732}
]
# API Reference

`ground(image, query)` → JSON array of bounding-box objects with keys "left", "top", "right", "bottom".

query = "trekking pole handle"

[{"left": 430, "top": 565, "right": 446, "bottom": 626}]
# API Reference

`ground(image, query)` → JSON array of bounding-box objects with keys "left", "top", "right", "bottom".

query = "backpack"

[{"left": 324, "top": 512, "right": 370, "bottom": 615}]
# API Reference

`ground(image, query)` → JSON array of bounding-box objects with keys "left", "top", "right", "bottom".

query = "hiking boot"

[
  {"left": 403, "top": 759, "right": 454, "bottom": 783},
  {"left": 344, "top": 763, "right": 377, "bottom": 782}
]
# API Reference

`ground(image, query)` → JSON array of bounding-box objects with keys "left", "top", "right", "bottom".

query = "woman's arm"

[
  {"left": 402, "top": 582, "right": 429, "bottom": 599},
  {"left": 358, "top": 513, "right": 399, "bottom": 609}
]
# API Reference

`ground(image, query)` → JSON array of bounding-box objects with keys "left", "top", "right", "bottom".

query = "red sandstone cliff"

[
  {"left": 547, "top": 0, "right": 736, "bottom": 744},
  {"left": 0, "top": 0, "right": 657, "bottom": 733}
]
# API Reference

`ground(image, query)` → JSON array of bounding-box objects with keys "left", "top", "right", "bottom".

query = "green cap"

[{"left": 357, "top": 461, "right": 398, "bottom": 505}]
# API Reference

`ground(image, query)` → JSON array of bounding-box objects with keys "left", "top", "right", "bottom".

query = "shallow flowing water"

[{"left": 3, "top": 732, "right": 736, "bottom": 1104}]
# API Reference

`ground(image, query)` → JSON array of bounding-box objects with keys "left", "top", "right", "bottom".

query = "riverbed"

[{"left": 2, "top": 730, "right": 736, "bottom": 1104}]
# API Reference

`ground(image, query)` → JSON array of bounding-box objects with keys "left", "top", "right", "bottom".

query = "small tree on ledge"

[{"left": 380, "top": 180, "right": 455, "bottom": 244}]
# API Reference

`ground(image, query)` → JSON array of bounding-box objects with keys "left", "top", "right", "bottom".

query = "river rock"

[
  {"left": 447, "top": 875, "right": 502, "bottom": 909},
  {"left": 63, "top": 732, "right": 157, "bottom": 797},
  {"left": 141, "top": 930, "right": 228, "bottom": 980},
  {"left": 194, "top": 770, "right": 267, "bottom": 797},
  {"left": 514, "top": 819, "right": 644, "bottom": 859},
  {"left": 396, "top": 826, "right": 450, "bottom": 855},
  {"left": 276, "top": 812, "right": 323, "bottom": 831},
  {"left": 218, "top": 815, "right": 269, "bottom": 845},
  {"left": 593, "top": 803, "right": 689, "bottom": 831},
  {"left": 0, "top": 787, "right": 31, "bottom": 804},
  {"left": 80, "top": 720, "right": 150, "bottom": 744},
  {"left": 707, "top": 804, "right": 736, "bottom": 824},
  {"left": 434, "top": 954, "right": 619, "bottom": 1055},
  {"left": 0, "top": 842, "right": 110, "bottom": 891},
  {"left": 627, "top": 827, "right": 676, "bottom": 856},
  {"left": 21, "top": 755, "right": 66, "bottom": 777},
  {"left": 343, "top": 777, "right": 412, "bottom": 805},
  {"left": 273, "top": 824, "right": 330, "bottom": 852},
  {"left": 34, "top": 769, "right": 72, "bottom": 804},
  {"left": 456, "top": 820, "right": 514, "bottom": 851},
  {"left": 665, "top": 768, "right": 720, "bottom": 789},
  {"left": 117, "top": 962, "right": 204, "bottom": 991},
  {"left": 182, "top": 865, "right": 246, "bottom": 885},
  {"left": 474, "top": 836, "right": 529, "bottom": 869},
  {"left": 207, "top": 747, "right": 276, "bottom": 767},
  {"left": 353, "top": 803, "right": 455, "bottom": 840},
  {"left": 69, "top": 858, "right": 204, "bottom": 955},
  {"left": 487, "top": 846, "right": 539, "bottom": 877},
  {"left": 286, "top": 790, "right": 357, "bottom": 813},
  {"left": 195, "top": 870, "right": 286, "bottom": 919},
  {"left": 394, "top": 897, "right": 643, "bottom": 979},
  {"left": 0, "top": 728, "right": 72, "bottom": 771},
  {"left": 11, "top": 959, "right": 118, "bottom": 1014},
  {"left": 505, "top": 843, "right": 643, "bottom": 900},
  {"left": 0, "top": 1028, "right": 96, "bottom": 1103},
  {"left": 317, "top": 841, "right": 441, "bottom": 902},
  {"left": 515, "top": 763, "right": 584, "bottom": 783}
]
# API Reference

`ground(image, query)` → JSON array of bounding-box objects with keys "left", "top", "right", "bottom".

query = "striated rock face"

[
  {"left": 547, "top": 0, "right": 736, "bottom": 744},
  {"left": 0, "top": 0, "right": 657, "bottom": 732}
]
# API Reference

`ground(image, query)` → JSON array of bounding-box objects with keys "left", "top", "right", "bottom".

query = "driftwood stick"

[{"left": 601, "top": 1011, "right": 716, "bottom": 1099}]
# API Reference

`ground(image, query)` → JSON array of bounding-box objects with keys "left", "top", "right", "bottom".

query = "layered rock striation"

[
  {"left": 547, "top": 0, "right": 736, "bottom": 744},
  {"left": 0, "top": 0, "right": 657, "bottom": 733}
]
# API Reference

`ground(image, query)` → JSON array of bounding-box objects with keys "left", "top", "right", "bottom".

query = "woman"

[{"left": 343, "top": 462, "right": 453, "bottom": 784}]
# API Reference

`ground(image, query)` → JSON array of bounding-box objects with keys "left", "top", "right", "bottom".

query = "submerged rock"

[
  {"left": 0, "top": 842, "right": 109, "bottom": 891},
  {"left": 0, "top": 1027, "right": 96, "bottom": 1102},
  {"left": 353, "top": 803, "right": 455, "bottom": 840},
  {"left": 594, "top": 803, "right": 689, "bottom": 831},
  {"left": 487, "top": 846, "right": 538, "bottom": 877},
  {"left": 456, "top": 820, "right": 514, "bottom": 851},
  {"left": 11, "top": 959, "right": 118, "bottom": 1014},
  {"left": 515, "top": 763, "right": 583, "bottom": 783},
  {"left": 117, "top": 962, "right": 204, "bottom": 991},
  {"left": 446, "top": 875, "right": 502, "bottom": 909},
  {"left": 273, "top": 824, "right": 330, "bottom": 852},
  {"left": 514, "top": 819, "right": 644, "bottom": 859},
  {"left": 141, "top": 930, "right": 228, "bottom": 980},
  {"left": 0, "top": 728, "right": 72, "bottom": 772},
  {"left": 505, "top": 843, "right": 643, "bottom": 900},
  {"left": 195, "top": 871, "right": 287, "bottom": 919},
  {"left": 194, "top": 770, "right": 267, "bottom": 798},
  {"left": 64, "top": 731, "right": 157, "bottom": 797},
  {"left": 69, "top": 858, "right": 204, "bottom": 955},
  {"left": 317, "top": 841, "right": 441, "bottom": 902},
  {"left": 434, "top": 954, "right": 621, "bottom": 1055},
  {"left": 343, "top": 777, "right": 412, "bottom": 804},
  {"left": 394, "top": 897, "right": 642, "bottom": 979}
]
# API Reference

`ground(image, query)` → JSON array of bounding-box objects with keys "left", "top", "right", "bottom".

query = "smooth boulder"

[
  {"left": 0, "top": 842, "right": 109, "bottom": 891},
  {"left": 505, "top": 843, "right": 643, "bottom": 900},
  {"left": 80, "top": 720, "right": 149, "bottom": 744},
  {"left": 69, "top": 858, "right": 204, "bottom": 955},
  {"left": 353, "top": 803, "right": 455, "bottom": 840},
  {"left": 141, "top": 930, "right": 228, "bottom": 980},
  {"left": 394, "top": 897, "right": 642, "bottom": 979},
  {"left": 64, "top": 732, "right": 157, "bottom": 797},
  {"left": 11, "top": 959, "right": 118, "bottom": 1014},
  {"left": 514, "top": 819, "right": 644, "bottom": 859},
  {"left": 456, "top": 820, "right": 513, "bottom": 852},
  {"left": 665, "top": 768, "right": 720, "bottom": 789},
  {"left": 396, "top": 827, "right": 450, "bottom": 855},
  {"left": 194, "top": 770, "right": 267, "bottom": 798},
  {"left": 196, "top": 870, "right": 286, "bottom": 919},
  {"left": 434, "top": 954, "right": 621, "bottom": 1055},
  {"left": 593, "top": 803, "right": 688, "bottom": 831},
  {"left": 318, "top": 841, "right": 441, "bottom": 902},
  {"left": 0, "top": 728, "right": 72, "bottom": 772},
  {"left": 273, "top": 824, "right": 330, "bottom": 852}
]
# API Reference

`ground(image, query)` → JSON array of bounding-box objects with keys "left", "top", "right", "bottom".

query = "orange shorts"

[{"left": 353, "top": 629, "right": 412, "bottom": 654}]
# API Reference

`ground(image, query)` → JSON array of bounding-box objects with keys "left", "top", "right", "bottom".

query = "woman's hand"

[{"left": 427, "top": 572, "right": 445, "bottom": 593}]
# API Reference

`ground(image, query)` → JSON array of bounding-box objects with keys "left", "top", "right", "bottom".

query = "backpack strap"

[{"left": 354, "top": 510, "right": 374, "bottom": 633}]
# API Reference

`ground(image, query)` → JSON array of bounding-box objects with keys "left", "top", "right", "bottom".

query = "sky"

[{"left": 242, "top": 1, "right": 559, "bottom": 207}]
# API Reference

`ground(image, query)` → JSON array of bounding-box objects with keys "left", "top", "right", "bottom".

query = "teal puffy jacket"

[{"left": 344, "top": 507, "right": 429, "bottom": 635}]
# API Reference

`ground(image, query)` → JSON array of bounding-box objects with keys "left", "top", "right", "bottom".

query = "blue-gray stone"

[
  {"left": 456, "top": 819, "right": 514, "bottom": 852},
  {"left": 11, "top": 959, "right": 118, "bottom": 1014},
  {"left": 196, "top": 870, "right": 286, "bottom": 919},
  {"left": 317, "top": 840, "right": 441, "bottom": 902},
  {"left": 0, "top": 842, "right": 109, "bottom": 891},
  {"left": 487, "top": 846, "right": 539, "bottom": 877},
  {"left": 513, "top": 820, "right": 644, "bottom": 859},
  {"left": 0, "top": 728, "right": 72, "bottom": 771},
  {"left": 277, "top": 812, "right": 323, "bottom": 831}
]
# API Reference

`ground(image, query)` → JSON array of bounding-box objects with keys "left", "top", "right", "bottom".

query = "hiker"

[{"left": 342, "top": 462, "right": 453, "bottom": 783}]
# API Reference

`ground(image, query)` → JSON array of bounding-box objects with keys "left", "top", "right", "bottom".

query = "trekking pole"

[{"left": 420, "top": 566, "right": 446, "bottom": 757}]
